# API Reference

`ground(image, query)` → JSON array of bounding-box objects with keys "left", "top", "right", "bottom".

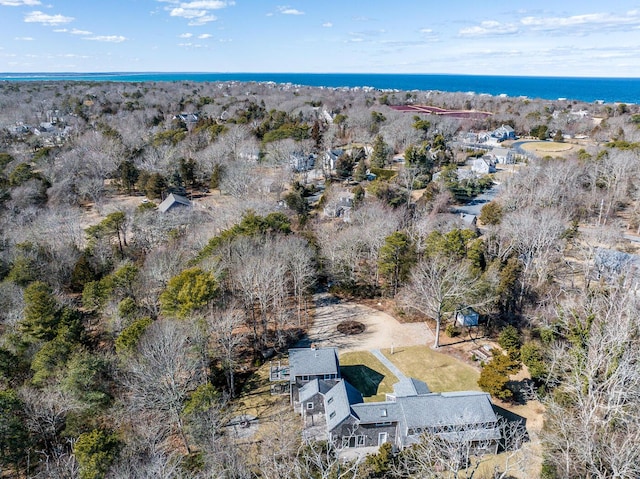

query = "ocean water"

[{"left": 1, "top": 72, "right": 639, "bottom": 104}]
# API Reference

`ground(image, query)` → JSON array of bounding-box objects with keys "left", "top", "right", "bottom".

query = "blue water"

[{"left": 1, "top": 72, "right": 639, "bottom": 104}]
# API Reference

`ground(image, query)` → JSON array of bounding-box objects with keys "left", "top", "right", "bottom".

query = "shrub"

[
  {"left": 74, "top": 429, "right": 120, "bottom": 479},
  {"left": 478, "top": 350, "right": 521, "bottom": 401},
  {"left": 160, "top": 268, "right": 218, "bottom": 318},
  {"left": 520, "top": 342, "right": 548, "bottom": 382},
  {"left": 498, "top": 325, "right": 521, "bottom": 359},
  {"left": 115, "top": 317, "right": 153, "bottom": 356},
  {"left": 445, "top": 323, "right": 460, "bottom": 338}
]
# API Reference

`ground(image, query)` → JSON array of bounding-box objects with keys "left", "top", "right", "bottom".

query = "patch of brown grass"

[{"left": 381, "top": 345, "right": 481, "bottom": 392}]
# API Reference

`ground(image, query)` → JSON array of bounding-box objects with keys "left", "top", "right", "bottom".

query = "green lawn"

[
  {"left": 339, "top": 351, "right": 398, "bottom": 402},
  {"left": 382, "top": 346, "right": 480, "bottom": 392}
]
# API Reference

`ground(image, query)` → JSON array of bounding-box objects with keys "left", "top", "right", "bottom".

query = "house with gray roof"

[
  {"left": 471, "top": 157, "right": 496, "bottom": 175},
  {"left": 158, "top": 193, "right": 191, "bottom": 213},
  {"left": 491, "top": 146, "right": 514, "bottom": 164},
  {"left": 280, "top": 347, "right": 501, "bottom": 454},
  {"left": 386, "top": 377, "right": 430, "bottom": 401},
  {"left": 288, "top": 347, "right": 341, "bottom": 402},
  {"left": 492, "top": 124, "right": 516, "bottom": 141}
]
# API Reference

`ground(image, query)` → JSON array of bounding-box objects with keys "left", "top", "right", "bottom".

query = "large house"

[
  {"left": 274, "top": 347, "right": 501, "bottom": 454},
  {"left": 471, "top": 157, "right": 497, "bottom": 175},
  {"left": 492, "top": 125, "right": 516, "bottom": 141},
  {"left": 288, "top": 347, "right": 341, "bottom": 402}
]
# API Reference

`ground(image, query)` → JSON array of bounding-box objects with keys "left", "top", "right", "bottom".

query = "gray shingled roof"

[
  {"left": 397, "top": 391, "right": 496, "bottom": 430},
  {"left": 324, "top": 381, "right": 363, "bottom": 431},
  {"left": 289, "top": 348, "right": 340, "bottom": 381},
  {"left": 299, "top": 379, "right": 334, "bottom": 403},
  {"left": 392, "top": 377, "right": 430, "bottom": 397},
  {"left": 351, "top": 401, "right": 403, "bottom": 424},
  {"left": 158, "top": 193, "right": 191, "bottom": 213}
]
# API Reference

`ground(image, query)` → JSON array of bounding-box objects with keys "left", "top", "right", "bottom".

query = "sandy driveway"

[{"left": 297, "top": 293, "right": 433, "bottom": 352}]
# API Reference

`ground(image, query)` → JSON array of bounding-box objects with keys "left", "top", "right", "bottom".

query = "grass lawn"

[
  {"left": 339, "top": 351, "right": 398, "bottom": 402},
  {"left": 521, "top": 141, "right": 576, "bottom": 156},
  {"left": 381, "top": 345, "right": 480, "bottom": 392},
  {"left": 236, "top": 362, "right": 289, "bottom": 418}
]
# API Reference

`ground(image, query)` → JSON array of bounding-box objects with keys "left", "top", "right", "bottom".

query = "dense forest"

[{"left": 1, "top": 80, "right": 639, "bottom": 478}]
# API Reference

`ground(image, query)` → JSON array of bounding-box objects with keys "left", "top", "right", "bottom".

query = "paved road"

[{"left": 452, "top": 183, "right": 502, "bottom": 217}]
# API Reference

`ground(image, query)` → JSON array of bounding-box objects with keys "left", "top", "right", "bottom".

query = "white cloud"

[
  {"left": 0, "top": 0, "right": 40, "bottom": 6},
  {"left": 160, "top": 0, "right": 232, "bottom": 24},
  {"left": 322, "top": 22, "right": 333, "bottom": 28},
  {"left": 85, "top": 35, "right": 126, "bottom": 43},
  {"left": 349, "top": 29, "right": 386, "bottom": 38},
  {"left": 179, "top": 0, "right": 233, "bottom": 8},
  {"left": 521, "top": 11, "right": 640, "bottom": 32},
  {"left": 188, "top": 15, "right": 216, "bottom": 25},
  {"left": 24, "top": 11, "right": 74, "bottom": 25},
  {"left": 171, "top": 8, "right": 208, "bottom": 19},
  {"left": 179, "top": 32, "right": 193, "bottom": 38},
  {"left": 198, "top": 33, "right": 212, "bottom": 39},
  {"left": 58, "top": 53, "right": 90, "bottom": 58},
  {"left": 278, "top": 6, "right": 304, "bottom": 15},
  {"left": 419, "top": 28, "right": 433, "bottom": 34},
  {"left": 459, "top": 20, "right": 518, "bottom": 37},
  {"left": 54, "top": 27, "right": 92, "bottom": 35},
  {"left": 15, "top": 36, "right": 34, "bottom": 40}
]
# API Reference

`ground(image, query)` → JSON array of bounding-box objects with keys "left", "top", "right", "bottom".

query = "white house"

[
  {"left": 492, "top": 125, "right": 516, "bottom": 141},
  {"left": 491, "top": 147, "right": 514, "bottom": 164},
  {"left": 471, "top": 157, "right": 496, "bottom": 175}
]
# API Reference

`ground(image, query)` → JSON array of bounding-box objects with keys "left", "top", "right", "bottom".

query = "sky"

[{"left": 1, "top": 0, "right": 640, "bottom": 77}]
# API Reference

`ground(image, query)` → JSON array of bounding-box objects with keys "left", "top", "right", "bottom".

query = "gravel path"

[{"left": 296, "top": 292, "right": 433, "bottom": 352}]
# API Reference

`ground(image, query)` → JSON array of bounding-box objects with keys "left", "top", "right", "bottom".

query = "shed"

[
  {"left": 456, "top": 306, "right": 480, "bottom": 327},
  {"left": 158, "top": 193, "right": 191, "bottom": 213}
]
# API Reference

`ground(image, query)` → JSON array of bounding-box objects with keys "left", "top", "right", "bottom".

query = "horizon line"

[{"left": 2, "top": 71, "right": 640, "bottom": 80}]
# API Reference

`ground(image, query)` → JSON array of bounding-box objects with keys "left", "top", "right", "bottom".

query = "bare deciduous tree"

[
  {"left": 541, "top": 286, "right": 640, "bottom": 479},
  {"left": 400, "top": 254, "right": 479, "bottom": 348},
  {"left": 122, "top": 319, "right": 205, "bottom": 454},
  {"left": 207, "top": 304, "right": 246, "bottom": 395}
]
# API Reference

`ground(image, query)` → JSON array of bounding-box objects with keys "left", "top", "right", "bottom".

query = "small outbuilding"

[
  {"left": 456, "top": 306, "right": 480, "bottom": 327},
  {"left": 158, "top": 193, "right": 191, "bottom": 213}
]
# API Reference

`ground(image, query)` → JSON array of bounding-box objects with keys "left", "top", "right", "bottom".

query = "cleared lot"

[{"left": 296, "top": 293, "right": 433, "bottom": 352}]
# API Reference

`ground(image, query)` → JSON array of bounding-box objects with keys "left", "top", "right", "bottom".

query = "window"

[
  {"left": 375, "top": 421, "right": 392, "bottom": 427},
  {"left": 324, "top": 374, "right": 334, "bottom": 380},
  {"left": 329, "top": 411, "right": 336, "bottom": 419},
  {"left": 306, "top": 402, "right": 314, "bottom": 410},
  {"left": 327, "top": 397, "right": 334, "bottom": 405},
  {"left": 356, "top": 435, "right": 366, "bottom": 447},
  {"left": 301, "top": 375, "right": 309, "bottom": 381},
  {"left": 381, "top": 408, "right": 387, "bottom": 417}
]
